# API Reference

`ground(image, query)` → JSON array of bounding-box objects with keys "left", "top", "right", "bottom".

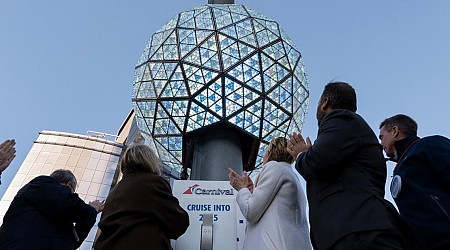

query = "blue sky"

[{"left": 1, "top": 0, "right": 449, "bottom": 201}]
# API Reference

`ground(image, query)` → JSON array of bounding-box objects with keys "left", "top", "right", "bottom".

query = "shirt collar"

[{"left": 394, "top": 135, "right": 420, "bottom": 162}]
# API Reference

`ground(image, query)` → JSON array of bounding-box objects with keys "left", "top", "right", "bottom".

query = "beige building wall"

[{"left": 0, "top": 130, "right": 123, "bottom": 250}]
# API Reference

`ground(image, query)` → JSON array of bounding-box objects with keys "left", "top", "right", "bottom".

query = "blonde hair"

[
  {"left": 120, "top": 144, "right": 162, "bottom": 175},
  {"left": 268, "top": 137, "right": 294, "bottom": 164}
]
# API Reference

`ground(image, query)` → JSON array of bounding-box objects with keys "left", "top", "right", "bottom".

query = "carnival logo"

[
  {"left": 182, "top": 184, "right": 234, "bottom": 196},
  {"left": 183, "top": 184, "right": 200, "bottom": 194}
]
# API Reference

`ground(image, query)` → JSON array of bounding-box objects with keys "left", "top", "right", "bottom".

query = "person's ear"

[
  {"left": 267, "top": 150, "right": 272, "bottom": 161},
  {"left": 392, "top": 126, "right": 400, "bottom": 138},
  {"left": 319, "top": 97, "right": 330, "bottom": 111}
]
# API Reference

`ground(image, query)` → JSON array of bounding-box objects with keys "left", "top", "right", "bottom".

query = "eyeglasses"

[{"left": 66, "top": 182, "right": 76, "bottom": 193}]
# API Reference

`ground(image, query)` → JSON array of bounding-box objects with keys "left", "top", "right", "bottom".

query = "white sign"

[{"left": 172, "top": 180, "right": 246, "bottom": 250}]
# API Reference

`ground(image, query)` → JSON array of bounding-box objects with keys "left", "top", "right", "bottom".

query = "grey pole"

[
  {"left": 208, "top": 0, "right": 234, "bottom": 4},
  {"left": 190, "top": 126, "right": 243, "bottom": 181}
]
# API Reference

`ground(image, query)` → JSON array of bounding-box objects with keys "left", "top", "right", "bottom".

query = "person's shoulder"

[
  {"left": 421, "top": 135, "right": 449, "bottom": 142},
  {"left": 124, "top": 172, "right": 166, "bottom": 183},
  {"left": 323, "top": 109, "right": 359, "bottom": 121},
  {"left": 264, "top": 161, "right": 292, "bottom": 175},
  {"left": 419, "top": 135, "right": 450, "bottom": 147},
  {"left": 30, "top": 175, "right": 57, "bottom": 184},
  {"left": 321, "top": 109, "right": 365, "bottom": 128},
  {"left": 131, "top": 172, "right": 170, "bottom": 188}
]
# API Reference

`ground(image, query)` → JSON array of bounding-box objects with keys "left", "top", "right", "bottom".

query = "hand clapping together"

[{"left": 228, "top": 168, "right": 254, "bottom": 192}]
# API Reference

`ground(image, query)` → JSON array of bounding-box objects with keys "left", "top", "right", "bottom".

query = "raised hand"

[
  {"left": 89, "top": 200, "right": 105, "bottom": 213},
  {"left": 0, "top": 139, "right": 16, "bottom": 173},
  {"left": 228, "top": 168, "right": 247, "bottom": 191},
  {"left": 287, "top": 132, "right": 312, "bottom": 158}
]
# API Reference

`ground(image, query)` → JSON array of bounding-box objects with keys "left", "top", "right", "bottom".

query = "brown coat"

[{"left": 94, "top": 172, "right": 189, "bottom": 250}]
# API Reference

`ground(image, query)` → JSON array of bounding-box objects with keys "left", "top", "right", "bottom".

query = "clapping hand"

[
  {"left": 89, "top": 200, "right": 105, "bottom": 213},
  {"left": 228, "top": 168, "right": 254, "bottom": 192},
  {"left": 0, "top": 139, "right": 16, "bottom": 173},
  {"left": 287, "top": 132, "right": 312, "bottom": 158}
]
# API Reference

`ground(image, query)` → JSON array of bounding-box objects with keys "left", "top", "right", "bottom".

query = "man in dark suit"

[
  {"left": 0, "top": 169, "right": 105, "bottom": 250},
  {"left": 288, "top": 82, "right": 410, "bottom": 250},
  {"left": 379, "top": 114, "right": 450, "bottom": 249}
]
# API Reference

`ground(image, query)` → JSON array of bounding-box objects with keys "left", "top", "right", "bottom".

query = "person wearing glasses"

[
  {"left": 229, "top": 137, "right": 312, "bottom": 250},
  {"left": 0, "top": 169, "right": 104, "bottom": 250}
]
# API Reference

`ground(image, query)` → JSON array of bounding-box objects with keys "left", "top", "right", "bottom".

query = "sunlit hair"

[
  {"left": 379, "top": 114, "right": 418, "bottom": 137},
  {"left": 50, "top": 169, "right": 77, "bottom": 187},
  {"left": 268, "top": 137, "right": 294, "bottom": 164},
  {"left": 120, "top": 144, "right": 162, "bottom": 175}
]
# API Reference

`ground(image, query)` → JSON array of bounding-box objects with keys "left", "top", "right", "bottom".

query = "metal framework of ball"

[{"left": 132, "top": 4, "right": 309, "bottom": 173}]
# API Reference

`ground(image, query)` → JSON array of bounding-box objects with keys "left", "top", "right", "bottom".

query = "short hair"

[
  {"left": 268, "top": 137, "right": 294, "bottom": 164},
  {"left": 321, "top": 82, "right": 357, "bottom": 112},
  {"left": 50, "top": 169, "right": 77, "bottom": 187},
  {"left": 379, "top": 114, "right": 418, "bottom": 137},
  {"left": 120, "top": 144, "right": 162, "bottom": 175}
]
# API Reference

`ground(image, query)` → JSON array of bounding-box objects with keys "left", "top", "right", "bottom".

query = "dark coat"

[
  {"left": 393, "top": 135, "right": 450, "bottom": 250},
  {"left": 295, "top": 109, "right": 403, "bottom": 250},
  {"left": 94, "top": 172, "right": 189, "bottom": 250},
  {"left": 0, "top": 176, "right": 98, "bottom": 250}
]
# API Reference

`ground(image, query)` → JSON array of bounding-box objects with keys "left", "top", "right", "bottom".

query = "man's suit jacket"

[
  {"left": 0, "top": 176, "right": 98, "bottom": 250},
  {"left": 295, "top": 109, "right": 401, "bottom": 250}
]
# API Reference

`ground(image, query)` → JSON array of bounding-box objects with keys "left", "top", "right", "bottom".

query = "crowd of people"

[
  {"left": 229, "top": 82, "right": 449, "bottom": 250},
  {"left": 0, "top": 81, "right": 448, "bottom": 250}
]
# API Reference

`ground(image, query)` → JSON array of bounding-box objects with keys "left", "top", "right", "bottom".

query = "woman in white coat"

[{"left": 229, "top": 137, "right": 312, "bottom": 250}]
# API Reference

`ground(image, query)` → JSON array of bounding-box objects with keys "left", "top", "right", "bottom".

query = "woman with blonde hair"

[
  {"left": 229, "top": 137, "right": 312, "bottom": 250},
  {"left": 95, "top": 144, "right": 189, "bottom": 250}
]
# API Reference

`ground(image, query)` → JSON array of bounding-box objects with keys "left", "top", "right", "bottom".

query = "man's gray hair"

[
  {"left": 50, "top": 169, "right": 77, "bottom": 187},
  {"left": 379, "top": 114, "right": 418, "bottom": 137}
]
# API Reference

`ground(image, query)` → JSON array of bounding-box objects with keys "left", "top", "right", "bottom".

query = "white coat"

[{"left": 236, "top": 161, "right": 312, "bottom": 250}]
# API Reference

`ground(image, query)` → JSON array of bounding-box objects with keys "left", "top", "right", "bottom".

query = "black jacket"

[
  {"left": 0, "top": 176, "right": 97, "bottom": 250},
  {"left": 393, "top": 135, "right": 450, "bottom": 250},
  {"left": 295, "top": 110, "right": 404, "bottom": 250},
  {"left": 94, "top": 172, "right": 189, "bottom": 250}
]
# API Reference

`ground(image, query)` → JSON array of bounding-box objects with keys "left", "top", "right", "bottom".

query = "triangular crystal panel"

[
  {"left": 213, "top": 8, "right": 233, "bottom": 29},
  {"left": 136, "top": 101, "right": 157, "bottom": 119},
  {"left": 137, "top": 81, "right": 157, "bottom": 99},
  {"left": 194, "top": 8, "right": 214, "bottom": 30},
  {"left": 149, "top": 29, "right": 174, "bottom": 60},
  {"left": 253, "top": 19, "right": 279, "bottom": 48},
  {"left": 235, "top": 19, "right": 257, "bottom": 47},
  {"left": 178, "top": 28, "right": 197, "bottom": 58},
  {"left": 262, "top": 99, "right": 290, "bottom": 137},
  {"left": 263, "top": 41, "right": 290, "bottom": 70},
  {"left": 266, "top": 78, "right": 293, "bottom": 113},
  {"left": 179, "top": 10, "right": 196, "bottom": 29},
  {"left": 263, "top": 63, "right": 289, "bottom": 93},
  {"left": 187, "top": 102, "right": 220, "bottom": 132},
  {"left": 162, "top": 100, "right": 188, "bottom": 130},
  {"left": 284, "top": 42, "right": 301, "bottom": 71}
]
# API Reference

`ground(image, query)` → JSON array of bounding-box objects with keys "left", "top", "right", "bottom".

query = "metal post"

[{"left": 190, "top": 125, "right": 243, "bottom": 181}]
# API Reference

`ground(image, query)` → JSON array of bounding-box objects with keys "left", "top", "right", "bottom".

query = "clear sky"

[{"left": 1, "top": 0, "right": 449, "bottom": 201}]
